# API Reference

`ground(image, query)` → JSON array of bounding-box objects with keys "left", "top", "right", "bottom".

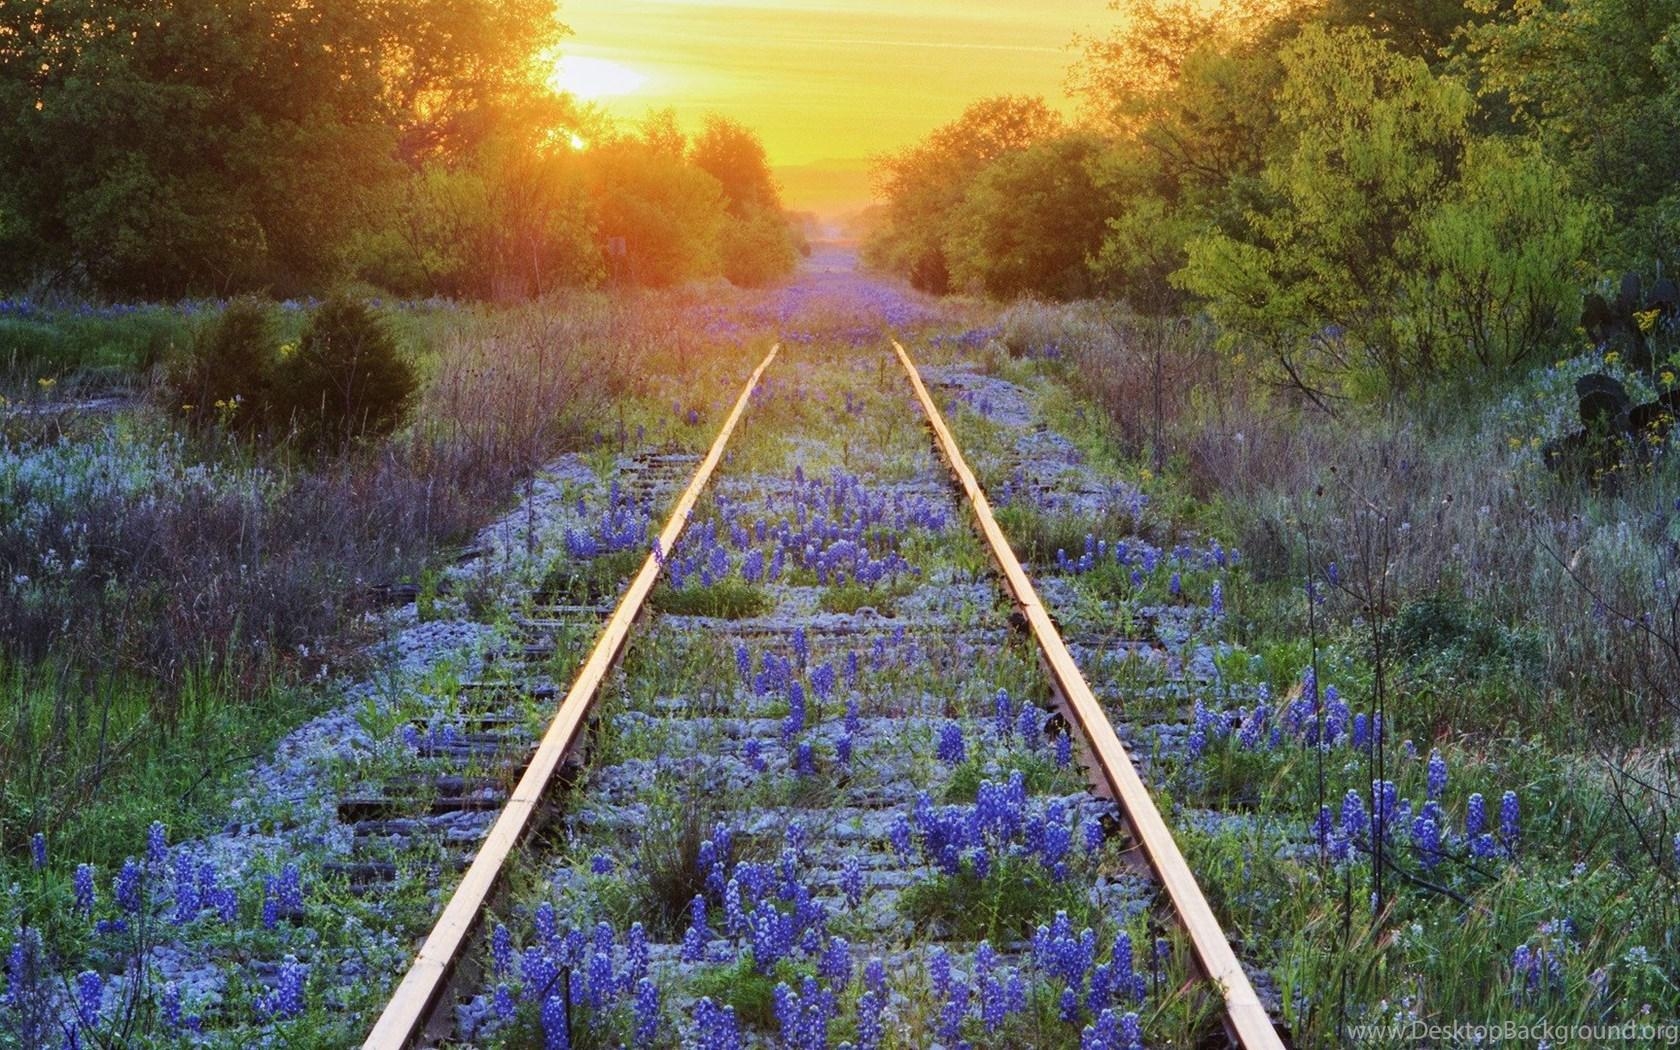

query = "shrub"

[
  {"left": 275, "top": 297, "right": 417, "bottom": 451},
  {"left": 168, "top": 297, "right": 280, "bottom": 433},
  {"left": 720, "top": 208, "right": 798, "bottom": 288}
]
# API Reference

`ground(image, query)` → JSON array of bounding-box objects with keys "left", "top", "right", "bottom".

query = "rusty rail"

[
  {"left": 363, "top": 344, "right": 781, "bottom": 1048},
  {"left": 892, "top": 339, "right": 1284, "bottom": 1050}
]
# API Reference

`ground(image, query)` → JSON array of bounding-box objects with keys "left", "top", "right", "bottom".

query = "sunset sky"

[{"left": 552, "top": 0, "right": 1108, "bottom": 215}]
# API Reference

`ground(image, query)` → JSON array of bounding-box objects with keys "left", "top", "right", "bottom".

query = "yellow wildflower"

[{"left": 1635, "top": 309, "right": 1661, "bottom": 334}]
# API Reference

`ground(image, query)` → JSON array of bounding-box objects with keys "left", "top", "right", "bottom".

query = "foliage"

[
  {"left": 863, "top": 96, "right": 1064, "bottom": 293},
  {"left": 275, "top": 298, "right": 418, "bottom": 451},
  {"left": 0, "top": 0, "right": 568, "bottom": 297},
  {"left": 720, "top": 208, "right": 800, "bottom": 289},
  {"left": 588, "top": 136, "right": 729, "bottom": 288},
  {"left": 1405, "top": 140, "right": 1601, "bottom": 373},
  {"left": 1175, "top": 25, "right": 1475, "bottom": 399},
  {"left": 169, "top": 298, "right": 282, "bottom": 434},
  {"left": 1464, "top": 0, "right": 1680, "bottom": 265},
  {"left": 945, "top": 135, "right": 1118, "bottom": 300}
]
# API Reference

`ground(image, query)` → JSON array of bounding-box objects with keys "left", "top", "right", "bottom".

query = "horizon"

[{"left": 553, "top": 0, "right": 1102, "bottom": 215}]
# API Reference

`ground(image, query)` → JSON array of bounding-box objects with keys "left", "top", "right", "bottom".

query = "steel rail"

[
  {"left": 892, "top": 340, "right": 1284, "bottom": 1050},
  {"left": 363, "top": 343, "right": 781, "bottom": 1049}
]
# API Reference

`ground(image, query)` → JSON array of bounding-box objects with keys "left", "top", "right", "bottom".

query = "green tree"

[
  {"left": 1463, "top": 0, "right": 1680, "bottom": 264},
  {"left": 945, "top": 135, "right": 1118, "bottom": 300},
  {"left": 0, "top": 0, "right": 568, "bottom": 296},
  {"left": 1176, "top": 25, "right": 1475, "bottom": 399},
  {"left": 586, "top": 133, "right": 727, "bottom": 288},
  {"left": 864, "top": 96, "right": 1062, "bottom": 293},
  {"left": 1405, "top": 140, "right": 1601, "bottom": 372},
  {"left": 275, "top": 298, "right": 418, "bottom": 452}
]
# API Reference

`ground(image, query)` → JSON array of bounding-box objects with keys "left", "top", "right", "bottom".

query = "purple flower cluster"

[
  {"left": 562, "top": 480, "right": 653, "bottom": 559},
  {"left": 662, "top": 470, "right": 946, "bottom": 591},
  {"left": 892, "top": 772, "right": 1089, "bottom": 882},
  {"left": 7, "top": 824, "right": 318, "bottom": 1038}
]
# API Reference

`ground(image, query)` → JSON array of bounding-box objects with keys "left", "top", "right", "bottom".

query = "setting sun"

[{"left": 549, "top": 54, "right": 648, "bottom": 101}]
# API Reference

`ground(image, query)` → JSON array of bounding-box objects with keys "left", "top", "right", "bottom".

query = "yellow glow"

[
  {"left": 550, "top": 55, "right": 647, "bottom": 101},
  {"left": 568, "top": 132, "right": 589, "bottom": 151},
  {"left": 551, "top": 1, "right": 1101, "bottom": 214}
]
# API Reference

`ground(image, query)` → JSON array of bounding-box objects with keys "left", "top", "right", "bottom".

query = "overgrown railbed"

[{"left": 928, "top": 305, "right": 1680, "bottom": 1043}]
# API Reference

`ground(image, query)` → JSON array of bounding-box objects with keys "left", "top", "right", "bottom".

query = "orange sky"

[{"left": 551, "top": 0, "right": 1108, "bottom": 215}]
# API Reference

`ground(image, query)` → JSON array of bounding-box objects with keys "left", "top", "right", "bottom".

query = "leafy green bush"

[
  {"left": 168, "top": 297, "right": 280, "bottom": 433},
  {"left": 274, "top": 297, "right": 417, "bottom": 451},
  {"left": 720, "top": 208, "right": 798, "bottom": 288}
]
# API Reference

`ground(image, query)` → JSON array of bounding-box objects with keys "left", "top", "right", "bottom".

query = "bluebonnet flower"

[
  {"left": 774, "top": 976, "right": 835, "bottom": 1050},
  {"left": 74, "top": 864, "right": 96, "bottom": 914},
  {"left": 633, "top": 978, "right": 659, "bottom": 1044},
  {"left": 1056, "top": 733, "right": 1074, "bottom": 769},
  {"left": 583, "top": 924, "right": 616, "bottom": 1008},
  {"left": 743, "top": 738, "right": 766, "bottom": 773},
  {"left": 792, "top": 627, "right": 809, "bottom": 668},
  {"left": 274, "top": 955, "right": 307, "bottom": 1019},
  {"left": 161, "top": 981, "right": 182, "bottom": 1029},
  {"left": 172, "top": 856, "right": 200, "bottom": 924},
  {"left": 1351, "top": 712, "right": 1369, "bottom": 750},
  {"left": 783, "top": 682, "right": 806, "bottom": 742},
  {"left": 493, "top": 983, "right": 516, "bottom": 1021},
  {"left": 76, "top": 970, "right": 102, "bottom": 1029},
  {"left": 29, "top": 833, "right": 45, "bottom": 870},
  {"left": 523, "top": 946, "right": 558, "bottom": 998},
  {"left": 856, "top": 989, "right": 887, "bottom": 1050},
  {"left": 844, "top": 696, "right": 861, "bottom": 735},
  {"left": 1500, "top": 791, "right": 1520, "bottom": 845},
  {"left": 147, "top": 822, "right": 168, "bottom": 864},
  {"left": 590, "top": 853, "right": 614, "bottom": 875},
  {"left": 1673, "top": 832, "right": 1679, "bottom": 870},
  {"left": 1413, "top": 816, "right": 1443, "bottom": 868},
  {"left": 1083, "top": 818, "right": 1106, "bottom": 854},
  {"left": 694, "top": 997, "right": 742, "bottom": 1050},
  {"left": 930, "top": 946, "right": 952, "bottom": 1001},
  {"left": 795, "top": 741, "right": 816, "bottom": 777},
  {"left": 541, "top": 993, "right": 570, "bottom": 1050},
  {"left": 865, "top": 956, "right": 888, "bottom": 995},
  {"left": 1427, "top": 749, "right": 1448, "bottom": 800},
  {"left": 275, "top": 864, "right": 303, "bottom": 915},
  {"left": 937, "top": 721, "right": 966, "bottom": 766},
  {"left": 994, "top": 689, "right": 1015, "bottom": 739},
  {"left": 1341, "top": 790, "right": 1366, "bottom": 849},
  {"left": 811, "top": 662, "right": 836, "bottom": 702},
  {"left": 623, "top": 921, "right": 650, "bottom": 989},
  {"left": 836, "top": 733, "right": 853, "bottom": 766},
  {"left": 1466, "top": 793, "right": 1486, "bottom": 837},
  {"left": 681, "top": 896, "right": 709, "bottom": 963},
  {"left": 841, "top": 856, "right": 865, "bottom": 908},
  {"left": 1209, "top": 580, "right": 1225, "bottom": 617},
  {"left": 535, "top": 900, "right": 557, "bottom": 943},
  {"left": 820, "top": 936, "right": 852, "bottom": 986},
  {"left": 735, "top": 642, "right": 752, "bottom": 683},
  {"left": 889, "top": 815, "right": 913, "bottom": 858},
  {"left": 492, "top": 924, "right": 513, "bottom": 977},
  {"left": 1017, "top": 704, "right": 1040, "bottom": 743}
]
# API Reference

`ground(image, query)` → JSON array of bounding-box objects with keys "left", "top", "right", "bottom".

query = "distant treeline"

[
  {"left": 864, "top": 0, "right": 1680, "bottom": 400},
  {"left": 0, "top": 0, "right": 801, "bottom": 299}
]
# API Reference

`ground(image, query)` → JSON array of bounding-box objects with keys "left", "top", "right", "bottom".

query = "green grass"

[
  {"left": 0, "top": 309, "right": 193, "bottom": 389},
  {"left": 900, "top": 853, "right": 1091, "bottom": 942},
  {"left": 538, "top": 548, "right": 647, "bottom": 606},
  {"left": 688, "top": 955, "right": 817, "bottom": 1030},
  {"left": 818, "top": 579, "right": 914, "bottom": 615},
  {"left": 651, "top": 579, "right": 772, "bottom": 619},
  {"left": 0, "top": 660, "right": 321, "bottom": 873}
]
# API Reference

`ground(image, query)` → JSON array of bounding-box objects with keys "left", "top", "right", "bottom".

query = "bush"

[
  {"left": 275, "top": 297, "right": 417, "bottom": 451},
  {"left": 168, "top": 297, "right": 281, "bottom": 433},
  {"left": 720, "top": 208, "right": 798, "bottom": 288}
]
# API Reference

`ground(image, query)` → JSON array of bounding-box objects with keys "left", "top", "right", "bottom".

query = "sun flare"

[{"left": 549, "top": 55, "right": 647, "bottom": 101}]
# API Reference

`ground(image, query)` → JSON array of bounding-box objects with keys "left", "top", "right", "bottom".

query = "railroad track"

[{"left": 359, "top": 340, "right": 1286, "bottom": 1049}]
